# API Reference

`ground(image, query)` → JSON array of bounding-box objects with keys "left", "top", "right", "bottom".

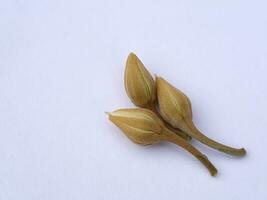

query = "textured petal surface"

[{"left": 124, "top": 53, "right": 156, "bottom": 107}]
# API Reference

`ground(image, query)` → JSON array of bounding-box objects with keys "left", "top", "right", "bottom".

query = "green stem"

[
  {"left": 162, "top": 128, "right": 217, "bottom": 176},
  {"left": 183, "top": 119, "right": 246, "bottom": 157}
]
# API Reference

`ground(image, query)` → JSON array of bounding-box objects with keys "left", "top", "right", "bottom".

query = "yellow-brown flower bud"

[
  {"left": 124, "top": 53, "right": 156, "bottom": 108},
  {"left": 156, "top": 76, "right": 246, "bottom": 156},
  {"left": 107, "top": 108, "right": 217, "bottom": 176},
  {"left": 156, "top": 76, "right": 193, "bottom": 130},
  {"left": 107, "top": 108, "right": 163, "bottom": 145}
]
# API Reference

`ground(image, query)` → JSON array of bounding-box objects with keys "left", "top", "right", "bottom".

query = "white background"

[{"left": 0, "top": 0, "right": 267, "bottom": 199}]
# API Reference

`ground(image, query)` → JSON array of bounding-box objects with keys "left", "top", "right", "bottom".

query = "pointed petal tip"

[
  {"left": 104, "top": 111, "right": 111, "bottom": 116},
  {"left": 128, "top": 52, "right": 137, "bottom": 59},
  {"left": 126, "top": 52, "right": 138, "bottom": 65}
]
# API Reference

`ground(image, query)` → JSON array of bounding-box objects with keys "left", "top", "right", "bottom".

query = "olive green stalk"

[
  {"left": 124, "top": 53, "right": 191, "bottom": 141},
  {"left": 156, "top": 76, "right": 246, "bottom": 157},
  {"left": 107, "top": 108, "right": 218, "bottom": 176}
]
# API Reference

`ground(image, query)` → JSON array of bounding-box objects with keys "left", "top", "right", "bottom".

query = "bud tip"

[
  {"left": 104, "top": 111, "right": 110, "bottom": 116},
  {"left": 128, "top": 52, "right": 137, "bottom": 58}
]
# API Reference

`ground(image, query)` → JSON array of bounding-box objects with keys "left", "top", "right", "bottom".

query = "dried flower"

[
  {"left": 107, "top": 108, "right": 163, "bottom": 145},
  {"left": 107, "top": 108, "right": 218, "bottom": 176},
  {"left": 124, "top": 53, "right": 156, "bottom": 108},
  {"left": 124, "top": 53, "right": 191, "bottom": 141},
  {"left": 156, "top": 76, "right": 246, "bottom": 156}
]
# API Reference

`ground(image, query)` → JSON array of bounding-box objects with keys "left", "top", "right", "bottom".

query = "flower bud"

[
  {"left": 107, "top": 108, "right": 163, "bottom": 145},
  {"left": 156, "top": 76, "right": 246, "bottom": 156},
  {"left": 156, "top": 76, "right": 192, "bottom": 130},
  {"left": 124, "top": 53, "right": 156, "bottom": 108},
  {"left": 107, "top": 108, "right": 218, "bottom": 175}
]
